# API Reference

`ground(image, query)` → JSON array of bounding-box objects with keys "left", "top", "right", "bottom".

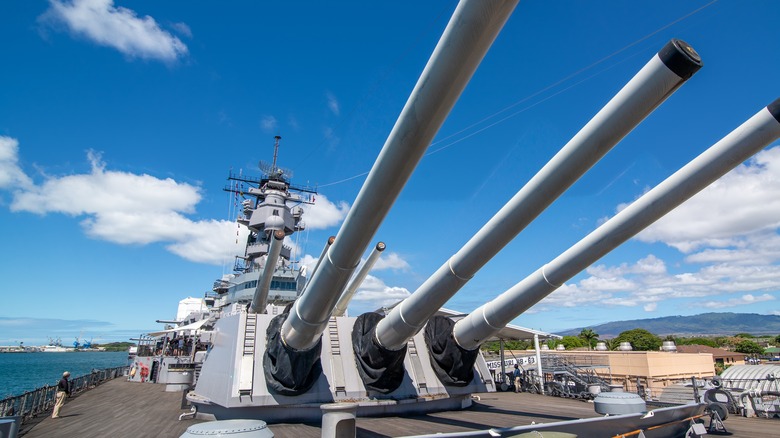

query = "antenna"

[{"left": 272, "top": 135, "right": 281, "bottom": 171}]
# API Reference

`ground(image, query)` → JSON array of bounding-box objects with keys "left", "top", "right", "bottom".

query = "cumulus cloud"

[
  {"left": 2, "top": 138, "right": 355, "bottom": 267},
  {"left": 700, "top": 293, "right": 775, "bottom": 309},
  {"left": 540, "top": 252, "right": 780, "bottom": 313},
  {"left": 0, "top": 136, "right": 34, "bottom": 190},
  {"left": 536, "top": 146, "right": 780, "bottom": 314},
  {"left": 40, "top": 0, "right": 188, "bottom": 62},
  {"left": 3, "top": 139, "right": 257, "bottom": 265},
  {"left": 301, "top": 193, "right": 349, "bottom": 229},
  {"left": 347, "top": 275, "right": 411, "bottom": 314},
  {"left": 637, "top": 146, "right": 780, "bottom": 252},
  {"left": 373, "top": 252, "right": 411, "bottom": 271}
]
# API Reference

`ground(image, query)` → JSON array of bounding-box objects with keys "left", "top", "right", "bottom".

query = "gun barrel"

[
  {"left": 333, "top": 242, "right": 386, "bottom": 317},
  {"left": 375, "top": 39, "right": 703, "bottom": 350},
  {"left": 281, "top": 0, "right": 520, "bottom": 351},
  {"left": 249, "top": 230, "right": 285, "bottom": 313},
  {"left": 453, "top": 99, "right": 780, "bottom": 350},
  {"left": 301, "top": 236, "right": 335, "bottom": 295}
]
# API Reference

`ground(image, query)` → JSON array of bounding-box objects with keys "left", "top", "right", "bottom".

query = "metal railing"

[{"left": 0, "top": 366, "right": 129, "bottom": 424}]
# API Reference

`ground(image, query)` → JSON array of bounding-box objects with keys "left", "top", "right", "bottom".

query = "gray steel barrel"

[
  {"left": 250, "top": 230, "right": 285, "bottom": 313},
  {"left": 453, "top": 99, "right": 780, "bottom": 349},
  {"left": 376, "top": 39, "right": 703, "bottom": 350},
  {"left": 281, "top": 0, "right": 520, "bottom": 351},
  {"left": 333, "top": 242, "right": 386, "bottom": 317}
]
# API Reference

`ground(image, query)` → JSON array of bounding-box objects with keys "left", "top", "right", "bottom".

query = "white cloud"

[
  {"left": 534, "top": 146, "right": 780, "bottom": 315},
  {"left": 2, "top": 138, "right": 356, "bottom": 267},
  {"left": 41, "top": 0, "right": 188, "bottom": 62},
  {"left": 637, "top": 146, "right": 780, "bottom": 252},
  {"left": 373, "top": 252, "right": 411, "bottom": 271},
  {"left": 538, "top": 252, "right": 780, "bottom": 313},
  {"left": 302, "top": 194, "right": 349, "bottom": 229},
  {"left": 326, "top": 92, "right": 340, "bottom": 116},
  {"left": 347, "top": 275, "right": 410, "bottom": 315},
  {"left": 700, "top": 293, "right": 775, "bottom": 309},
  {"left": 0, "top": 136, "right": 34, "bottom": 190},
  {"left": 3, "top": 140, "right": 255, "bottom": 265},
  {"left": 12, "top": 150, "right": 200, "bottom": 217},
  {"left": 260, "top": 115, "right": 278, "bottom": 133}
]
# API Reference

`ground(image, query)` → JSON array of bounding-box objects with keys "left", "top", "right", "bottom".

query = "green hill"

[{"left": 558, "top": 312, "right": 780, "bottom": 337}]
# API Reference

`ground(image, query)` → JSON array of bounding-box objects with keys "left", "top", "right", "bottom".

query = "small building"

[
  {"left": 676, "top": 345, "right": 745, "bottom": 366},
  {"left": 552, "top": 350, "right": 715, "bottom": 399}
]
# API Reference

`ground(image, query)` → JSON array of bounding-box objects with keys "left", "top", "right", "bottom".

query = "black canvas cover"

[
  {"left": 263, "top": 313, "right": 323, "bottom": 396},
  {"left": 352, "top": 312, "right": 407, "bottom": 394},
  {"left": 423, "top": 315, "right": 479, "bottom": 386}
]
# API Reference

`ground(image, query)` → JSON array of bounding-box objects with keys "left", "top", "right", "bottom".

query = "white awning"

[
  {"left": 147, "top": 318, "right": 210, "bottom": 337},
  {"left": 435, "top": 308, "right": 561, "bottom": 340}
]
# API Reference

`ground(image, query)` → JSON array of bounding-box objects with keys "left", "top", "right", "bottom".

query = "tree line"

[{"left": 483, "top": 330, "right": 779, "bottom": 355}]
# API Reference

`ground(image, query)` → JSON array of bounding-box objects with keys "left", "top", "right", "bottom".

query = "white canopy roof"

[
  {"left": 435, "top": 308, "right": 561, "bottom": 340},
  {"left": 147, "top": 318, "right": 210, "bottom": 337}
]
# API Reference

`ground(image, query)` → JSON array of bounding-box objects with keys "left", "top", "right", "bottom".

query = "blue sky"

[{"left": 2, "top": 0, "right": 780, "bottom": 346}]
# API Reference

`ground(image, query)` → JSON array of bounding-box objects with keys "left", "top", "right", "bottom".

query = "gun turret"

[
  {"left": 376, "top": 39, "right": 702, "bottom": 351},
  {"left": 263, "top": 0, "right": 520, "bottom": 395},
  {"left": 186, "top": 0, "right": 780, "bottom": 424},
  {"left": 351, "top": 39, "right": 703, "bottom": 391},
  {"left": 439, "top": 99, "right": 780, "bottom": 380}
]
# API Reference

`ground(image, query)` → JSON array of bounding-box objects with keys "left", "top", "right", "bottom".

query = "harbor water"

[{"left": 0, "top": 351, "right": 129, "bottom": 398}]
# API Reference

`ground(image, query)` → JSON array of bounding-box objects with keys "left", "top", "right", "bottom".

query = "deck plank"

[{"left": 20, "top": 379, "right": 776, "bottom": 437}]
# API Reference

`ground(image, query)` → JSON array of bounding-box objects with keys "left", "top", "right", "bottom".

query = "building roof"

[{"left": 676, "top": 345, "right": 744, "bottom": 358}]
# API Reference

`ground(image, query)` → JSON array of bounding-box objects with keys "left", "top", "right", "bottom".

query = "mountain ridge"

[{"left": 557, "top": 312, "right": 780, "bottom": 337}]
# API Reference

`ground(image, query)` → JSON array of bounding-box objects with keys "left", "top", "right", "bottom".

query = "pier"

[{"left": 18, "top": 378, "right": 775, "bottom": 438}]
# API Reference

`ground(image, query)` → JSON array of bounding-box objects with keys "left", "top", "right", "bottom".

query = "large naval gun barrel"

[
  {"left": 278, "top": 0, "right": 520, "bottom": 352},
  {"left": 333, "top": 242, "right": 386, "bottom": 317},
  {"left": 451, "top": 99, "right": 780, "bottom": 356},
  {"left": 249, "top": 230, "right": 286, "bottom": 313},
  {"left": 372, "top": 39, "right": 702, "bottom": 355}
]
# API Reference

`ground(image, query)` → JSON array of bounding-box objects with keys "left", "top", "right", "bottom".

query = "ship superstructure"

[{"left": 211, "top": 135, "right": 316, "bottom": 312}]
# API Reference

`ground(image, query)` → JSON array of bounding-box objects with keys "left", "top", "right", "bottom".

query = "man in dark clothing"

[{"left": 52, "top": 371, "right": 70, "bottom": 418}]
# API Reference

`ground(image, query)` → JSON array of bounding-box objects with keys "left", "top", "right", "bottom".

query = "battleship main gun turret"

[
  {"left": 361, "top": 37, "right": 703, "bottom": 391},
  {"left": 190, "top": 0, "right": 520, "bottom": 421},
  {"left": 187, "top": 0, "right": 780, "bottom": 425},
  {"left": 263, "top": 0, "right": 520, "bottom": 397}
]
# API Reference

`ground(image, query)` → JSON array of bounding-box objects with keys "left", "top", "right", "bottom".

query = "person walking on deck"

[
  {"left": 52, "top": 371, "right": 70, "bottom": 418},
  {"left": 512, "top": 364, "right": 521, "bottom": 393}
]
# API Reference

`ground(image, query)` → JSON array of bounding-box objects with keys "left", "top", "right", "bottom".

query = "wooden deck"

[{"left": 20, "top": 379, "right": 777, "bottom": 437}]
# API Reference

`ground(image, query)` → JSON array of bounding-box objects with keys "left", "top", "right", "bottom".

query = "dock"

[{"left": 20, "top": 379, "right": 776, "bottom": 437}]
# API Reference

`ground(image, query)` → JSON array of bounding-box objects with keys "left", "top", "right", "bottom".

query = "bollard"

[
  {"left": 0, "top": 416, "right": 20, "bottom": 438},
  {"left": 321, "top": 403, "right": 357, "bottom": 438}
]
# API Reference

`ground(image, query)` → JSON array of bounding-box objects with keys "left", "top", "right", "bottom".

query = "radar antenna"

[{"left": 258, "top": 136, "right": 293, "bottom": 179}]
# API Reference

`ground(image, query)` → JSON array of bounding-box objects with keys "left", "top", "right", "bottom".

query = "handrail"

[{"left": 0, "top": 366, "right": 129, "bottom": 424}]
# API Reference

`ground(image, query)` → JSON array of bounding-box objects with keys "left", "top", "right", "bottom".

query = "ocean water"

[{"left": 0, "top": 351, "right": 129, "bottom": 398}]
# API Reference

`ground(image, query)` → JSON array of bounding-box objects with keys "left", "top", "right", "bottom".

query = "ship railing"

[{"left": 0, "top": 366, "right": 129, "bottom": 425}]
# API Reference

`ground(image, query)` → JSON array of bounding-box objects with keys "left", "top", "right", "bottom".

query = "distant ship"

[{"left": 40, "top": 338, "right": 73, "bottom": 353}]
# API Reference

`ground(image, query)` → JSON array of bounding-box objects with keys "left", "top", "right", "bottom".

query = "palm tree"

[{"left": 579, "top": 328, "right": 599, "bottom": 351}]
